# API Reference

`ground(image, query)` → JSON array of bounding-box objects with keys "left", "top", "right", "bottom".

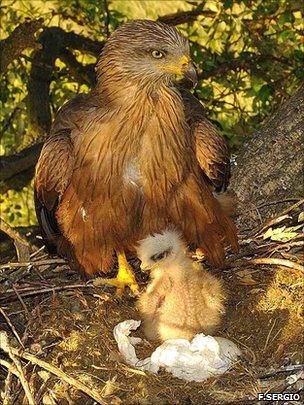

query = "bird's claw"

[{"left": 93, "top": 276, "right": 139, "bottom": 298}]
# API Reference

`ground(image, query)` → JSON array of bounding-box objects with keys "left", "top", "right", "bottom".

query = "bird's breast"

[{"left": 123, "top": 160, "right": 142, "bottom": 188}]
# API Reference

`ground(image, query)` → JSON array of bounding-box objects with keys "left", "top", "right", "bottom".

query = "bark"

[
  {"left": 230, "top": 84, "right": 304, "bottom": 229},
  {"left": 0, "top": 19, "right": 43, "bottom": 73}
]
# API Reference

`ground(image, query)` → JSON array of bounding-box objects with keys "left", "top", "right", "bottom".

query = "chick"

[{"left": 136, "top": 229, "right": 226, "bottom": 342}]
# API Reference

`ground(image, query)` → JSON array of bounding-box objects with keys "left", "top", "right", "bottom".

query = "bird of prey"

[
  {"left": 34, "top": 19, "right": 238, "bottom": 295},
  {"left": 136, "top": 229, "right": 226, "bottom": 341}
]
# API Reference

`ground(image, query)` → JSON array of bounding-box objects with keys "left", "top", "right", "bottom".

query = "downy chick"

[{"left": 136, "top": 229, "right": 226, "bottom": 342}]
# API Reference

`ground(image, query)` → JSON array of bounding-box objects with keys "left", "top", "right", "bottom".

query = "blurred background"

[{"left": 0, "top": 0, "right": 303, "bottom": 227}]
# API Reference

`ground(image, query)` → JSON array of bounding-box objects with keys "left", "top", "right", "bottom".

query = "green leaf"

[
  {"left": 224, "top": 0, "right": 233, "bottom": 9},
  {"left": 258, "top": 85, "right": 273, "bottom": 102},
  {"left": 263, "top": 226, "right": 286, "bottom": 240},
  {"left": 263, "top": 224, "right": 303, "bottom": 242}
]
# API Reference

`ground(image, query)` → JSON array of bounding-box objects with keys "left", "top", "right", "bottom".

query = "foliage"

[
  {"left": 0, "top": 0, "right": 303, "bottom": 226},
  {"left": 0, "top": 184, "right": 36, "bottom": 226},
  {"left": 263, "top": 211, "right": 304, "bottom": 242}
]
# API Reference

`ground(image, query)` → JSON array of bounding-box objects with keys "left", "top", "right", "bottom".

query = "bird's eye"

[
  {"left": 151, "top": 50, "right": 164, "bottom": 59},
  {"left": 151, "top": 251, "right": 165, "bottom": 262},
  {"left": 150, "top": 247, "right": 172, "bottom": 262}
]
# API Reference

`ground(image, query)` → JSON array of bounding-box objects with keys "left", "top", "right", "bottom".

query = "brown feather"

[{"left": 180, "top": 87, "right": 231, "bottom": 192}]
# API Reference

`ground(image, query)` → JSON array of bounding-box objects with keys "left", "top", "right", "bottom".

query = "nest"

[{"left": 0, "top": 199, "right": 303, "bottom": 404}]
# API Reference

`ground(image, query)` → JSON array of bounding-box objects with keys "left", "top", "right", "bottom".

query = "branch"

[
  {"left": 0, "top": 18, "right": 43, "bottom": 73},
  {"left": 27, "top": 26, "right": 103, "bottom": 136},
  {"left": 0, "top": 142, "right": 42, "bottom": 193},
  {"left": 0, "top": 334, "right": 35, "bottom": 404},
  {"left": 158, "top": 2, "right": 216, "bottom": 26},
  {"left": 0, "top": 104, "right": 22, "bottom": 141},
  {"left": 0, "top": 142, "right": 42, "bottom": 182},
  {"left": 0, "top": 331, "right": 109, "bottom": 404},
  {"left": 198, "top": 54, "right": 278, "bottom": 81},
  {"left": 0, "top": 166, "right": 36, "bottom": 194},
  {"left": 58, "top": 48, "right": 96, "bottom": 87},
  {"left": 0, "top": 359, "right": 34, "bottom": 405},
  {"left": 0, "top": 218, "right": 31, "bottom": 261}
]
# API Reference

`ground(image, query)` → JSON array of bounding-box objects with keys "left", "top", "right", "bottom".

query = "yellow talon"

[{"left": 93, "top": 252, "right": 139, "bottom": 297}]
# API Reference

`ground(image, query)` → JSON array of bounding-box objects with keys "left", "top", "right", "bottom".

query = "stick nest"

[{"left": 0, "top": 200, "right": 303, "bottom": 404}]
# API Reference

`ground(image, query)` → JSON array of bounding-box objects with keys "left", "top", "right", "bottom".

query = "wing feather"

[
  {"left": 34, "top": 129, "right": 74, "bottom": 251},
  {"left": 35, "top": 129, "right": 74, "bottom": 210},
  {"left": 180, "top": 88, "right": 231, "bottom": 191}
]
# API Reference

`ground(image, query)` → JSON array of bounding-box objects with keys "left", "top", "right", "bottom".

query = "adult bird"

[{"left": 34, "top": 20, "right": 238, "bottom": 295}]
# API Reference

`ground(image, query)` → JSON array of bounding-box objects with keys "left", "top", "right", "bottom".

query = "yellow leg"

[
  {"left": 93, "top": 252, "right": 139, "bottom": 297},
  {"left": 192, "top": 261, "right": 201, "bottom": 272},
  {"left": 194, "top": 248, "right": 205, "bottom": 260}
]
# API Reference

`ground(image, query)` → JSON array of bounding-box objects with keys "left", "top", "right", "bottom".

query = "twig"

[
  {"left": 232, "top": 257, "right": 304, "bottom": 273},
  {"left": 0, "top": 307, "right": 24, "bottom": 348},
  {"left": 103, "top": 0, "right": 110, "bottom": 38},
  {"left": 260, "top": 364, "right": 304, "bottom": 379},
  {"left": 268, "top": 241, "right": 304, "bottom": 253},
  {"left": 0, "top": 104, "right": 21, "bottom": 141},
  {"left": 0, "top": 258, "right": 66, "bottom": 270},
  {"left": 1, "top": 283, "right": 92, "bottom": 301},
  {"left": 0, "top": 331, "right": 109, "bottom": 404},
  {"left": 0, "top": 218, "right": 30, "bottom": 247},
  {"left": 255, "top": 199, "right": 304, "bottom": 236},
  {"left": 34, "top": 374, "right": 51, "bottom": 404},
  {"left": 30, "top": 245, "right": 46, "bottom": 259},
  {"left": 2, "top": 369, "right": 13, "bottom": 405},
  {"left": 258, "top": 214, "right": 292, "bottom": 235},
  {"left": 0, "top": 218, "right": 32, "bottom": 261},
  {"left": 12, "top": 285, "right": 29, "bottom": 317},
  {"left": 249, "top": 258, "right": 304, "bottom": 272},
  {"left": 257, "top": 198, "right": 301, "bottom": 209},
  {"left": 279, "top": 251, "right": 303, "bottom": 263},
  {"left": 0, "top": 335, "right": 35, "bottom": 404},
  {"left": 0, "top": 359, "right": 33, "bottom": 404},
  {"left": 263, "top": 318, "right": 277, "bottom": 352}
]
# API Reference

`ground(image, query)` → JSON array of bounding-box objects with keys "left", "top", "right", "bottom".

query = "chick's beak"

[
  {"left": 182, "top": 61, "right": 198, "bottom": 87},
  {"left": 140, "top": 263, "right": 150, "bottom": 272}
]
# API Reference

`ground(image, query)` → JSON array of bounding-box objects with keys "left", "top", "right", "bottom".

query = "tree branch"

[
  {"left": 198, "top": 53, "right": 287, "bottom": 81},
  {"left": 1, "top": 26, "right": 104, "bottom": 191},
  {"left": 0, "top": 142, "right": 42, "bottom": 182},
  {"left": 58, "top": 49, "right": 96, "bottom": 87},
  {"left": 158, "top": 2, "right": 216, "bottom": 26},
  {"left": 0, "top": 18, "right": 43, "bottom": 73},
  {"left": 27, "top": 27, "right": 103, "bottom": 136}
]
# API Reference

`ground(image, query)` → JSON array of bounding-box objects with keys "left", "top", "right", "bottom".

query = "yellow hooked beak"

[{"left": 158, "top": 55, "right": 198, "bottom": 87}]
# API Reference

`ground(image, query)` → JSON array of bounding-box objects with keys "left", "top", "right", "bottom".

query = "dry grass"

[{"left": 0, "top": 201, "right": 303, "bottom": 404}]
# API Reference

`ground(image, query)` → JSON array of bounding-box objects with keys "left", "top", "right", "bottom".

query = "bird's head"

[
  {"left": 97, "top": 19, "right": 198, "bottom": 88},
  {"left": 137, "top": 229, "right": 187, "bottom": 271}
]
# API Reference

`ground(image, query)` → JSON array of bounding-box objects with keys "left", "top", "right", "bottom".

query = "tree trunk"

[{"left": 230, "top": 84, "right": 304, "bottom": 229}]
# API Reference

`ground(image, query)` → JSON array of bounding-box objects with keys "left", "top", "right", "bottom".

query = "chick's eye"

[
  {"left": 151, "top": 252, "right": 165, "bottom": 262},
  {"left": 150, "top": 247, "right": 172, "bottom": 262},
  {"left": 151, "top": 50, "right": 164, "bottom": 59}
]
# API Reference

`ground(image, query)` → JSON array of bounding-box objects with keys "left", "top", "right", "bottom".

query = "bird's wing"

[
  {"left": 34, "top": 93, "right": 96, "bottom": 253},
  {"left": 34, "top": 129, "right": 74, "bottom": 251},
  {"left": 194, "top": 119, "right": 230, "bottom": 192},
  {"left": 180, "top": 88, "right": 231, "bottom": 192}
]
